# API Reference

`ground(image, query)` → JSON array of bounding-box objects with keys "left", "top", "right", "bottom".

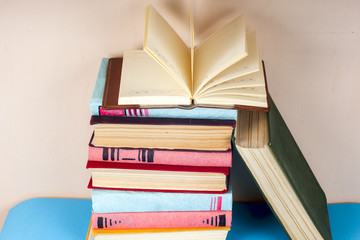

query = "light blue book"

[
  {"left": 89, "top": 58, "right": 109, "bottom": 115},
  {"left": 92, "top": 184, "right": 233, "bottom": 213},
  {"left": 89, "top": 58, "right": 237, "bottom": 120}
]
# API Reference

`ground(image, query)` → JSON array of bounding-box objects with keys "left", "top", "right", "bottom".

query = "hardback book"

[
  {"left": 91, "top": 185, "right": 232, "bottom": 213},
  {"left": 92, "top": 211, "right": 232, "bottom": 230},
  {"left": 87, "top": 160, "right": 229, "bottom": 192},
  {"left": 90, "top": 116, "right": 235, "bottom": 151},
  {"left": 116, "top": 5, "right": 269, "bottom": 110},
  {"left": 91, "top": 58, "right": 237, "bottom": 119},
  {"left": 88, "top": 136, "right": 232, "bottom": 167},
  {"left": 90, "top": 58, "right": 109, "bottom": 116},
  {"left": 234, "top": 97, "right": 332, "bottom": 240},
  {"left": 86, "top": 226, "right": 230, "bottom": 240}
]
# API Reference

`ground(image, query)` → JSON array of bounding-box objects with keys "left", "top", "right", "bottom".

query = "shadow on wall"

[{"left": 231, "top": 145, "right": 264, "bottom": 202}]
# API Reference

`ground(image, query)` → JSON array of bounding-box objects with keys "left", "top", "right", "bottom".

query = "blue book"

[
  {"left": 89, "top": 58, "right": 109, "bottom": 115},
  {"left": 89, "top": 58, "right": 237, "bottom": 120},
  {"left": 92, "top": 184, "right": 233, "bottom": 213}
]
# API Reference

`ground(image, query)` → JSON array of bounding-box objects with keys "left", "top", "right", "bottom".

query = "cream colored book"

[
  {"left": 90, "top": 115, "right": 235, "bottom": 151},
  {"left": 118, "top": 5, "right": 268, "bottom": 110},
  {"left": 88, "top": 168, "right": 228, "bottom": 192},
  {"left": 234, "top": 97, "right": 332, "bottom": 240}
]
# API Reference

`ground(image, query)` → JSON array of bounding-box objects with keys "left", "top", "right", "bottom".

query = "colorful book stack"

[
  {"left": 86, "top": 5, "right": 333, "bottom": 240},
  {"left": 85, "top": 58, "right": 238, "bottom": 240}
]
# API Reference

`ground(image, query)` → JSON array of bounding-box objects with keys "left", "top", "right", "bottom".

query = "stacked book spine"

[{"left": 86, "top": 59, "right": 235, "bottom": 240}]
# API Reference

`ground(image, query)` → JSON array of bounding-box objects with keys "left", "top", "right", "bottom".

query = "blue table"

[{"left": 0, "top": 198, "right": 359, "bottom": 239}]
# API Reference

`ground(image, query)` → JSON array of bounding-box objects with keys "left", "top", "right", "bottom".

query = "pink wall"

[{"left": 1, "top": 0, "right": 359, "bottom": 231}]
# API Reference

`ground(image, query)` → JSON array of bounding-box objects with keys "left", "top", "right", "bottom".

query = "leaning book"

[{"left": 234, "top": 97, "right": 332, "bottom": 240}]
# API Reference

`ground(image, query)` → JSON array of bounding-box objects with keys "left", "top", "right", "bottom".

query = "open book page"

[
  {"left": 118, "top": 50, "right": 191, "bottom": 106},
  {"left": 193, "top": 15, "right": 248, "bottom": 95},
  {"left": 198, "top": 86, "right": 267, "bottom": 98},
  {"left": 195, "top": 94, "right": 268, "bottom": 108},
  {"left": 196, "top": 64, "right": 265, "bottom": 97},
  {"left": 144, "top": 5, "right": 192, "bottom": 95},
  {"left": 195, "top": 31, "right": 261, "bottom": 96}
]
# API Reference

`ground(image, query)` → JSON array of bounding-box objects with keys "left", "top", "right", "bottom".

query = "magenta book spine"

[
  {"left": 92, "top": 211, "right": 232, "bottom": 230},
  {"left": 88, "top": 146, "right": 232, "bottom": 167},
  {"left": 100, "top": 108, "right": 149, "bottom": 117}
]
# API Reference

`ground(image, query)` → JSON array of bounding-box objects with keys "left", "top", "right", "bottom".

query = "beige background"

[{"left": 1, "top": 0, "right": 360, "bottom": 231}]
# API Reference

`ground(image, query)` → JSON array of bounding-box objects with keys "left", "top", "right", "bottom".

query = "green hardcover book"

[{"left": 234, "top": 97, "right": 332, "bottom": 240}]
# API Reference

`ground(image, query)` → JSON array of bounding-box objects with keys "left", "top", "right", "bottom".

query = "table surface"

[{"left": 0, "top": 198, "right": 359, "bottom": 240}]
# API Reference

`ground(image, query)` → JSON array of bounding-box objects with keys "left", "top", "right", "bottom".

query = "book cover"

[
  {"left": 91, "top": 211, "right": 232, "bottom": 230},
  {"left": 90, "top": 58, "right": 109, "bottom": 115},
  {"left": 234, "top": 97, "right": 332, "bottom": 240},
  {"left": 90, "top": 115, "right": 236, "bottom": 127},
  {"left": 86, "top": 160, "right": 229, "bottom": 174},
  {"left": 91, "top": 184, "right": 233, "bottom": 213},
  {"left": 87, "top": 227, "right": 230, "bottom": 240},
  {"left": 87, "top": 178, "right": 229, "bottom": 194},
  {"left": 88, "top": 136, "right": 232, "bottom": 167},
  {"left": 87, "top": 160, "right": 229, "bottom": 192}
]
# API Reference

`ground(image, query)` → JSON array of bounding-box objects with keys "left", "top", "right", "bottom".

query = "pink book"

[
  {"left": 99, "top": 108, "right": 149, "bottom": 117},
  {"left": 92, "top": 211, "right": 232, "bottom": 230},
  {"left": 88, "top": 134, "right": 232, "bottom": 167}
]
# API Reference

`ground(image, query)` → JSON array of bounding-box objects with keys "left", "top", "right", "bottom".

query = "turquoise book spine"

[{"left": 92, "top": 184, "right": 233, "bottom": 213}]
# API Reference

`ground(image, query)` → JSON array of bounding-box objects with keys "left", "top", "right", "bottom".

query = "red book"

[
  {"left": 87, "top": 160, "right": 229, "bottom": 194},
  {"left": 88, "top": 134, "right": 232, "bottom": 167},
  {"left": 90, "top": 115, "right": 236, "bottom": 127}
]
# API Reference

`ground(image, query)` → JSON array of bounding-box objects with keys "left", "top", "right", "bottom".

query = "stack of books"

[
  {"left": 86, "top": 60, "right": 237, "bottom": 239},
  {"left": 86, "top": 56, "right": 239, "bottom": 240},
  {"left": 85, "top": 5, "right": 333, "bottom": 240},
  {"left": 85, "top": 5, "right": 269, "bottom": 240}
]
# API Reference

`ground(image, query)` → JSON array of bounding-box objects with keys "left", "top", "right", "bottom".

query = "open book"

[
  {"left": 234, "top": 97, "right": 332, "bottom": 240},
  {"left": 118, "top": 6, "right": 269, "bottom": 110}
]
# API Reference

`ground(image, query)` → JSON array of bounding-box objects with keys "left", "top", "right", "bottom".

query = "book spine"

[
  {"left": 100, "top": 108, "right": 149, "bottom": 117},
  {"left": 89, "top": 58, "right": 109, "bottom": 115},
  {"left": 91, "top": 211, "right": 232, "bottom": 230},
  {"left": 90, "top": 115, "right": 236, "bottom": 127},
  {"left": 88, "top": 146, "right": 232, "bottom": 167},
  {"left": 99, "top": 107, "right": 237, "bottom": 120},
  {"left": 91, "top": 187, "right": 233, "bottom": 213}
]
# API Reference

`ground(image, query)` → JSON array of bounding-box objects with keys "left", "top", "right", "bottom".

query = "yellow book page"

[
  {"left": 118, "top": 50, "right": 190, "bottom": 106},
  {"left": 199, "top": 86, "right": 267, "bottom": 98},
  {"left": 195, "top": 94, "right": 268, "bottom": 108},
  {"left": 193, "top": 15, "right": 248, "bottom": 95},
  {"left": 196, "top": 31, "right": 261, "bottom": 96},
  {"left": 144, "top": 6, "right": 191, "bottom": 95},
  {"left": 196, "top": 64, "right": 265, "bottom": 97}
]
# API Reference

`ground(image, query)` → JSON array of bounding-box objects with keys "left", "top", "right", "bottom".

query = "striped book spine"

[
  {"left": 88, "top": 145, "right": 232, "bottom": 167},
  {"left": 92, "top": 211, "right": 232, "bottom": 230}
]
